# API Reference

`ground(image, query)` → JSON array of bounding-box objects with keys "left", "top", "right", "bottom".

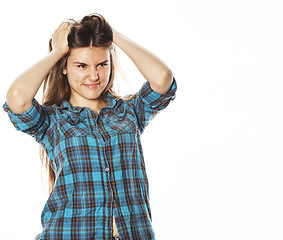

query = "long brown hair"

[{"left": 40, "top": 13, "right": 117, "bottom": 194}]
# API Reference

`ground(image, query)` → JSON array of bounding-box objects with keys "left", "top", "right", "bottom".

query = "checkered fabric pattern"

[{"left": 3, "top": 79, "right": 176, "bottom": 240}]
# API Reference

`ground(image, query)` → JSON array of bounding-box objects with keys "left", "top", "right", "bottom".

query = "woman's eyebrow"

[
  {"left": 72, "top": 60, "right": 109, "bottom": 65},
  {"left": 98, "top": 60, "right": 109, "bottom": 64},
  {"left": 73, "top": 61, "right": 87, "bottom": 65}
]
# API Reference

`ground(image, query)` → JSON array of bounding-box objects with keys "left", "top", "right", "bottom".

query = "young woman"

[{"left": 3, "top": 13, "right": 176, "bottom": 240}]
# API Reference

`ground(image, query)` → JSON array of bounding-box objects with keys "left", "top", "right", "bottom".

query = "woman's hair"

[{"left": 41, "top": 13, "right": 117, "bottom": 193}]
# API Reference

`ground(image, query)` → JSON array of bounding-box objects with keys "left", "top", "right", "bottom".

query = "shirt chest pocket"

[
  {"left": 59, "top": 119, "right": 89, "bottom": 138},
  {"left": 105, "top": 106, "right": 138, "bottom": 134}
]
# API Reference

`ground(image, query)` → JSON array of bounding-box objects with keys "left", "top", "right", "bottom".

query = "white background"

[{"left": 1, "top": 0, "right": 283, "bottom": 239}]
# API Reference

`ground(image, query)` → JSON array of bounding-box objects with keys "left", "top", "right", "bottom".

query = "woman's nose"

[{"left": 88, "top": 68, "right": 99, "bottom": 81}]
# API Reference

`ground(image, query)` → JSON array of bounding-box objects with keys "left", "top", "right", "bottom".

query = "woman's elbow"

[
  {"left": 6, "top": 88, "right": 32, "bottom": 114},
  {"left": 163, "top": 68, "right": 173, "bottom": 85},
  {"left": 153, "top": 69, "right": 173, "bottom": 94}
]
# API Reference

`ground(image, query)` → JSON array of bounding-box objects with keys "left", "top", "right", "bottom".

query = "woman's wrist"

[
  {"left": 51, "top": 47, "right": 68, "bottom": 60},
  {"left": 112, "top": 29, "right": 126, "bottom": 46},
  {"left": 112, "top": 29, "right": 119, "bottom": 44}
]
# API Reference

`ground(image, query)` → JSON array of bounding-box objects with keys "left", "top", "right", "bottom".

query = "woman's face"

[{"left": 64, "top": 46, "right": 111, "bottom": 105}]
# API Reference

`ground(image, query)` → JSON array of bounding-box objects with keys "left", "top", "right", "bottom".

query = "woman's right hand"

[{"left": 51, "top": 21, "right": 72, "bottom": 55}]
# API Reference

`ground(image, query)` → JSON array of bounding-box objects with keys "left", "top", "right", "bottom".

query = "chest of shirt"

[
  {"left": 54, "top": 102, "right": 138, "bottom": 139},
  {"left": 47, "top": 102, "right": 142, "bottom": 172}
]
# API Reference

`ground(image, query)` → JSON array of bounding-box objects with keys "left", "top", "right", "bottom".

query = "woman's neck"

[{"left": 69, "top": 96, "right": 108, "bottom": 114}]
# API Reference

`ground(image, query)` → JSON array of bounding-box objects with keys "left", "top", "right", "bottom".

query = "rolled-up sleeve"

[
  {"left": 129, "top": 78, "right": 177, "bottom": 133},
  {"left": 3, "top": 98, "right": 50, "bottom": 143}
]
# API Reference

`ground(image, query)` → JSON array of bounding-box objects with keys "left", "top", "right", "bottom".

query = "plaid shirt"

[{"left": 3, "top": 79, "right": 176, "bottom": 240}]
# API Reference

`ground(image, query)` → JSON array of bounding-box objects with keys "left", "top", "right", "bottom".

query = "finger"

[
  {"left": 66, "top": 23, "right": 73, "bottom": 30},
  {"left": 57, "top": 21, "right": 70, "bottom": 30},
  {"left": 58, "top": 21, "right": 67, "bottom": 28},
  {"left": 66, "top": 21, "right": 74, "bottom": 28}
]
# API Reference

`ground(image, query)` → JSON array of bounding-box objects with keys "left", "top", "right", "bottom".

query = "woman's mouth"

[{"left": 83, "top": 83, "right": 100, "bottom": 89}]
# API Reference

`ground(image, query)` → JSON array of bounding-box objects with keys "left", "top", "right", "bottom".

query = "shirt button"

[{"left": 105, "top": 167, "right": 110, "bottom": 172}]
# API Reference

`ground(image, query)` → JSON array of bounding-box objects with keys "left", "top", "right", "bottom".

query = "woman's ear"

[{"left": 63, "top": 69, "right": 67, "bottom": 75}]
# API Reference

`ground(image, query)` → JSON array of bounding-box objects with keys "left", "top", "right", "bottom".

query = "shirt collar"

[{"left": 57, "top": 92, "right": 119, "bottom": 113}]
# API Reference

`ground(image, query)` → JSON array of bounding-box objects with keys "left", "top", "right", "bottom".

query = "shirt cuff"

[
  {"left": 2, "top": 98, "right": 42, "bottom": 131},
  {"left": 139, "top": 77, "right": 177, "bottom": 110}
]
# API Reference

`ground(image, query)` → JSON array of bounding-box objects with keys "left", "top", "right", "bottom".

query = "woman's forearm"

[
  {"left": 6, "top": 22, "right": 71, "bottom": 114},
  {"left": 6, "top": 49, "right": 66, "bottom": 114},
  {"left": 113, "top": 30, "right": 173, "bottom": 94}
]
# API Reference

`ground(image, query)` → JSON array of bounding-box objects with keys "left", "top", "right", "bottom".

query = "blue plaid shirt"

[{"left": 3, "top": 79, "right": 176, "bottom": 240}]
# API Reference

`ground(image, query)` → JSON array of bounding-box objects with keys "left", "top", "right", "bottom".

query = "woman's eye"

[
  {"left": 77, "top": 64, "right": 86, "bottom": 68},
  {"left": 99, "top": 63, "right": 108, "bottom": 67}
]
